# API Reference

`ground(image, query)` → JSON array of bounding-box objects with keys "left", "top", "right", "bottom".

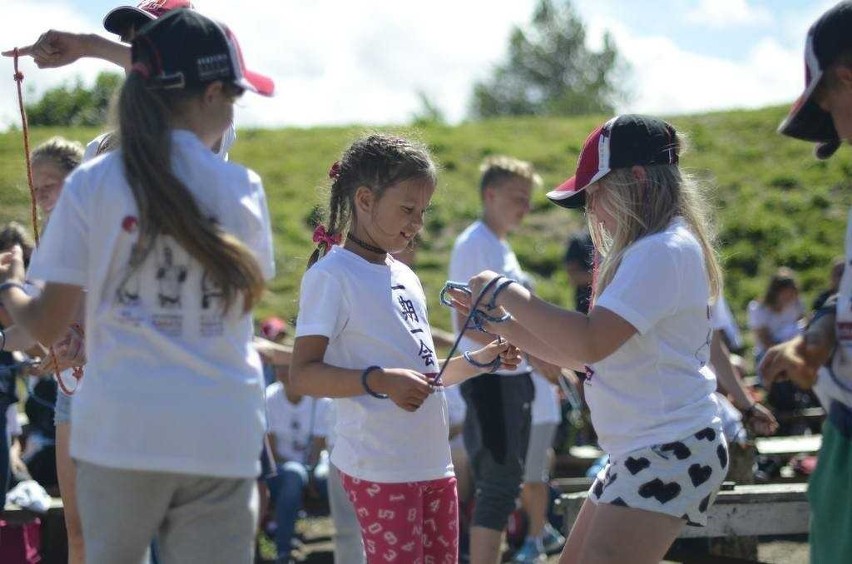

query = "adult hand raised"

[{"left": 3, "top": 30, "right": 88, "bottom": 69}]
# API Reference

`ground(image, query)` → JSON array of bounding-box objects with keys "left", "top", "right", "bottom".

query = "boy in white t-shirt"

[
  {"left": 449, "top": 155, "right": 562, "bottom": 564},
  {"left": 264, "top": 380, "right": 331, "bottom": 561}
]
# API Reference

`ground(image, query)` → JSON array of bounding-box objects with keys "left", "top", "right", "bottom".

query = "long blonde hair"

[
  {"left": 587, "top": 164, "right": 722, "bottom": 303},
  {"left": 118, "top": 72, "right": 264, "bottom": 313}
]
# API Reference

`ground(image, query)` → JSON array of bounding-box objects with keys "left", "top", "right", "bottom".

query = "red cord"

[{"left": 13, "top": 49, "right": 82, "bottom": 395}]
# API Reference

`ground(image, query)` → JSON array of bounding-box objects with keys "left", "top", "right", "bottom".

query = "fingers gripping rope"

[
  {"left": 435, "top": 276, "right": 516, "bottom": 381},
  {"left": 12, "top": 49, "right": 83, "bottom": 395}
]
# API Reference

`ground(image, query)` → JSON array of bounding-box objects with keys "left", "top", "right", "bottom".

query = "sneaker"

[
  {"left": 512, "top": 538, "right": 545, "bottom": 563},
  {"left": 541, "top": 523, "right": 566, "bottom": 554}
]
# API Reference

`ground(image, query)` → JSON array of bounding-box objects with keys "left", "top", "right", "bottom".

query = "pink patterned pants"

[{"left": 339, "top": 470, "right": 459, "bottom": 564}]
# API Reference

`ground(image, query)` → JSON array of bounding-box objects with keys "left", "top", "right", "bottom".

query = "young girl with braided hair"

[
  {"left": 291, "top": 133, "right": 520, "bottom": 563},
  {"left": 0, "top": 10, "right": 274, "bottom": 563},
  {"left": 450, "top": 115, "right": 728, "bottom": 564}
]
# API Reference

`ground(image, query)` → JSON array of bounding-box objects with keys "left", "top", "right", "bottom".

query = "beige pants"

[{"left": 76, "top": 461, "right": 257, "bottom": 564}]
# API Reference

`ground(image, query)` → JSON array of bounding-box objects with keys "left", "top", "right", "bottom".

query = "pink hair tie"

[
  {"left": 328, "top": 161, "right": 341, "bottom": 180},
  {"left": 312, "top": 225, "right": 341, "bottom": 248},
  {"left": 131, "top": 62, "right": 151, "bottom": 79}
]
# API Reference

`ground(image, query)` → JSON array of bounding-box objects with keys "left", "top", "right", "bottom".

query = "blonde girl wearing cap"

[
  {"left": 449, "top": 114, "right": 728, "bottom": 564},
  {"left": 0, "top": 10, "right": 275, "bottom": 564}
]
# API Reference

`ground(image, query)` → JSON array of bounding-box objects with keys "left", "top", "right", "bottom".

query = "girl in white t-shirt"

[
  {"left": 449, "top": 115, "right": 728, "bottom": 564},
  {"left": 290, "top": 134, "right": 519, "bottom": 563},
  {"left": 748, "top": 267, "right": 804, "bottom": 360},
  {"left": 0, "top": 11, "right": 275, "bottom": 563}
]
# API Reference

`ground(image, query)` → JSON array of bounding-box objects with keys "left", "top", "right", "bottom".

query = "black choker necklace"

[{"left": 347, "top": 232, "right": 387, "bottom": 255}]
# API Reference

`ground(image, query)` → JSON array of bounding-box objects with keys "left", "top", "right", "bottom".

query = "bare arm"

[
  {"left": 1, "top": 325, "right": 37, "bottom": 352},
  {"left": 290, "top": 335, "right": 432, "bottom": 412},
  {"left": 438, "top": 340, "right": 521, "bottom": 387},
  {"left": 450, "top": 273, "right": 637, "bottom": 367},
  {"left": 4, "top": 31, "right": 131, "bottom": 71},
  {"left": 712, "top": 330, "right": 778, "bottom": 435},
  {"left": 0, "top": 284, "right": 82, "bottom": 346},
  {"left": 455, "top": 308, "right": 586, "bottom": 371},
  {"left": 711, "top": 330, "right": 753, "bottom": 410},
  {"left": 253, "top": 336, "right": 293, "bottom": 366},
  {"left": 760, "top": 312, "right": 835, "bottom": 391}
]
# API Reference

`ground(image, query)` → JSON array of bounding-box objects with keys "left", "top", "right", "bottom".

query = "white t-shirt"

[
  {"left": 588, "top": 218, "right": 720, "bottom": 459},
  {"left": 265, "top": 382, "right": 331, "bottom": 464},
  {"left": 530, "top": 371, "right": 561, "bottom": 425},
  {"left": 449, "top": 220, "right": 529, "bottom": 375},
  {"left": 296, "top": 246, "right": 452, "bottom": 483},
  {"left": 747, "top": 299, "right": 803, "bottom": 356},
  {"left": 82, "top": 123, "right": 237, "bottom": 162},
  {"left": 28, "top": 129, "right": 275, "bottom": 479}
]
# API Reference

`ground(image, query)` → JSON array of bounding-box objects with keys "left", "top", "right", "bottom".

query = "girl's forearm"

[
  {"left": 1, "top": 325, "right": 36, "bottom": 352},
  {"left": 438, "top": 355, "right": 482, "bottom": 386},
  {"left": 497, "top": 286, "right": 602, "bottom": 364},
  {"left": 289, "top": 361, "right": 370, "bottom": 398}
]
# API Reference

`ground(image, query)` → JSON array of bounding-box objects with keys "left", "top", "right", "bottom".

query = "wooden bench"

[
  {"left": 556, "top": 483, "right": 809, "bottom": 539},
  {"left": 755, "top": 434, "right": 821, "bottom": 457},
  {"left": 552, "top": 476, "right": 594, "bottom": 493}
]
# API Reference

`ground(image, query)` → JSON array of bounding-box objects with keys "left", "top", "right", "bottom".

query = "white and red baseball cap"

[
  {"left": 547, "top": 114, "right": 680, "bottom": 209},
  {"left": 103, "top": 0, "right": 194, "bottom": 35},
  {"left": 778, "top": 1, "right": 852, "bottom": 159},
  {"left": 131, "top": 9, "right": 274, "bottom": 97}
]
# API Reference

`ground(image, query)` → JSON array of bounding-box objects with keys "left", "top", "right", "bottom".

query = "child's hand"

[
  {"left": 470, "top": 340, "right": 522, "bottom": 371},
  {"left": 51, "top": 324, "right": 86, "bottom": 369},
  {"left": 467, "top": 270, "right": 503, "bottom": 304},
  {"left": 0, "top": 245, "right": 26, "bottom": 285},
  {"left": 375, "top": 368, "right": 434, "bottom": 412}
]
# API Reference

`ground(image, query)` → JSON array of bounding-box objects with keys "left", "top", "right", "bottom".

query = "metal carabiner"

[{"left": 439, "top": 281, "right": 471, "bottom": 308}]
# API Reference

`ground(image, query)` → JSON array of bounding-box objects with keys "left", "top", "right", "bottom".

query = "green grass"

[{"left": 1, "top": 106, "right": 849, "bottom": 334}]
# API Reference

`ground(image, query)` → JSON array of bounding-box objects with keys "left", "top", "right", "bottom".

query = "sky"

[{"left": 0, "top": 0, "right": 839, "bottom": 130}]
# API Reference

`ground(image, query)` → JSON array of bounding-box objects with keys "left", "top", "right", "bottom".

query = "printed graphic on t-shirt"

[
  {"left": 111, "top": 232, "right": 231, "bottom": 338},
  {"left": 201, "top": 270, "right": 224, "bottom": 311},
  {"left": 156, "top": 245, "right": 188, "bottom": 309},
  {"left": 116, "top": 262, "right": 141, "bottom": 307},
  {"left": 392, "top": 283, "right": 436, "bottom": 371}
]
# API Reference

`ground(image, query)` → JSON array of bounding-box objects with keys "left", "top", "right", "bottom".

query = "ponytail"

[{"left": 118, "top": 72, "right": 265, "bottom": 313}]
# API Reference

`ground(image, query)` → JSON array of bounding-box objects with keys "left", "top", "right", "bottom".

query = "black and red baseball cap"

[
  {"left": 778, "top": 1, "right": 852, "bottom": 158},
  {"left": 547, "top": 115, "right": 679, "bottom": 209},
  {"left": 131, "top": 9, "right": 274, "bottom": 97},
  {"left": 103, "top": 0, "right": 193, "bottom": 35}
]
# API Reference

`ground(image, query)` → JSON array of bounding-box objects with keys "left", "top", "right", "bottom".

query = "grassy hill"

[{"left": 0, "top": 106, "right": 850, "bottom": 337}]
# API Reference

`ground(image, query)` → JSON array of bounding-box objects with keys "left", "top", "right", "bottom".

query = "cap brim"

[
  {"left": 546, "top": 167, "right": 610, "bottom": 209},
  {"left": 778, "top": 69, "right": 838, "bottom": 142},
  {"left": 237, "top": 70, "right": 275, "bottom": 97},
  {"left": 103, "top": 7, "right": 156, "bottom": 35}
]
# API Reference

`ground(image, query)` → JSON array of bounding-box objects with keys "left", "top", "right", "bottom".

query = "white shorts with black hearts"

[{"left": 588, "top": 425, "right": 728, "bottom": 526}]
